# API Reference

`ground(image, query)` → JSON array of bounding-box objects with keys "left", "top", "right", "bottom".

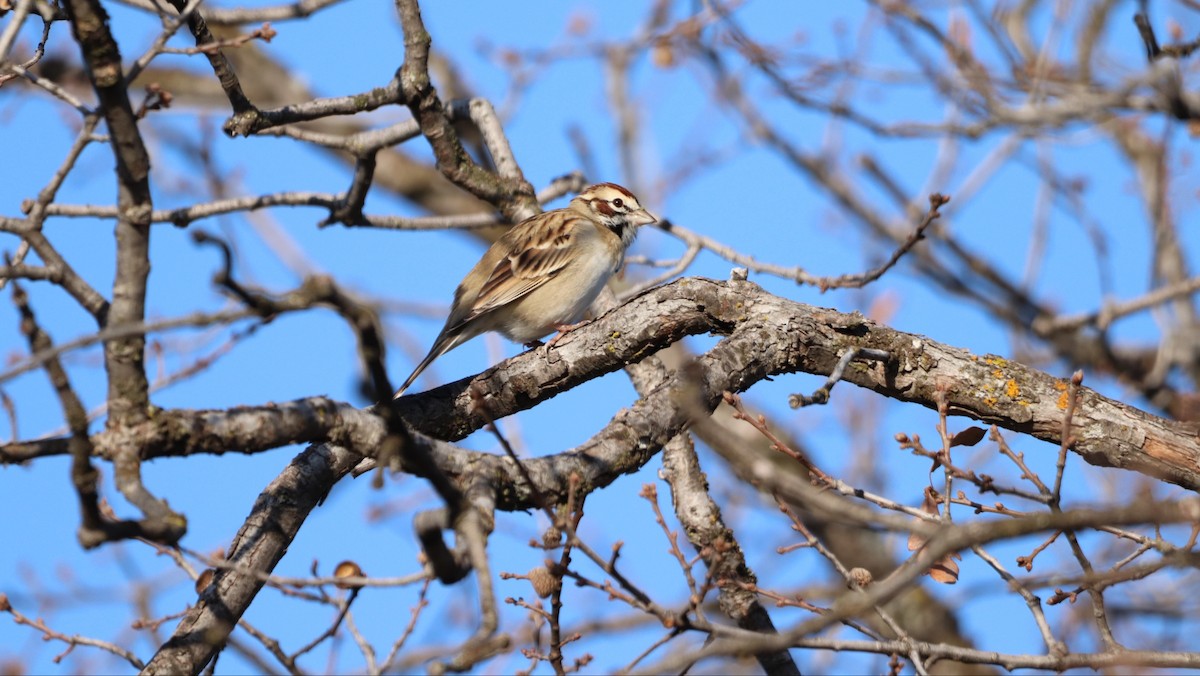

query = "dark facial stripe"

[{"left": 591, "top": 199, "right": 616, "bottom": 217}]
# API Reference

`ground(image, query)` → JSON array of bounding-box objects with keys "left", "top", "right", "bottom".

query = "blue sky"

[{"left": 3, "top": 0, "right": 1199, "bottom": 673}]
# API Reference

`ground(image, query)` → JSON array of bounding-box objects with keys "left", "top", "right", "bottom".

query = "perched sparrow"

[{"left": 393, "top": 183, "right": 656, "bottom": 398}]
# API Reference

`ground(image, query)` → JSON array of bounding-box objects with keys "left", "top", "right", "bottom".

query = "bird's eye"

[{"left": 613, "top": 198, "right": 624, "bottom": 208}]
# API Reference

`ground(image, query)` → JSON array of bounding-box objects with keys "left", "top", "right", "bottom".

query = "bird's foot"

[{"left": 545, "top": 321, "right": 588, "bottom": 349}]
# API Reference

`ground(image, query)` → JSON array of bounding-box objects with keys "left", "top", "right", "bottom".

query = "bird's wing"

[{"left": 459, "top": 213, "right": 582, "bottom": 323}]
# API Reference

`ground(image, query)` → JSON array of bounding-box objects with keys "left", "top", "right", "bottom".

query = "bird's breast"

[{"left": 497, "top": 239, "right": 620, "bottom": 343}]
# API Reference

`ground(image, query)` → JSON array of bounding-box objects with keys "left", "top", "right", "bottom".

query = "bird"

[{"left": 393, "top": 183, "right": 656, "bottom": 398}]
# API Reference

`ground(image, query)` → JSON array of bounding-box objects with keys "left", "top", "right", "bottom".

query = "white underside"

[{"left": 488, "top": 234, "right": 619, "bottom": 344}]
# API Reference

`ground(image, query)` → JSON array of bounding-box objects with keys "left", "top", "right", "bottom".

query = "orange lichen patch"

[
  {"left": 1005, "top": 379, "right": 1019, "bottom": 398},
  {"left": 992, "top": 369, "right": 1004, "bottom": 379},
  {"left": 1057, "top": 390, "right": 1070, "bottom": 410}
]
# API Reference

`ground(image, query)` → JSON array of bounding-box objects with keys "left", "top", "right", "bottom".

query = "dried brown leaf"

[
  {"left": 950, "top": 426, "right": 986, "bottom": 447},
  {"left": 928, "top": 554, "right": 960, "bottom": 584}
]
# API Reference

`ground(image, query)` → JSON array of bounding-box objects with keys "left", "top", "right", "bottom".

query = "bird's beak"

[{"left": 629, "top": 208, "right": 657, "bottom": 227}]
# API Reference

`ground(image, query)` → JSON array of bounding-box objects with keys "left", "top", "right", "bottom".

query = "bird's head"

[{"left": 573, "top": 183, "right": 657, "bottom": 246}]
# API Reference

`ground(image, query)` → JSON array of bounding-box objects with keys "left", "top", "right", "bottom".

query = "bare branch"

[{"left": 394, "top": 0, "right": 538, "bottom": 223}]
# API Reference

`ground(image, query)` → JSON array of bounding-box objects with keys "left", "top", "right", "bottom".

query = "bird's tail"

[{"left": 392, "top": 331, "right": 463, "bottom": 399}]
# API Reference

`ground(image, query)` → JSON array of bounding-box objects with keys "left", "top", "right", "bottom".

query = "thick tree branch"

[
  {"left": 140, "top": 442, "right": 366, "bottom": 675},
  {"left": 13, "top": 278, "right": 1199, "bottom": 491},
  {"left": 58, "top": 0, "right": 193, "bottom": 549},
  {"left": 660, "top": 433, "right": 800, "bottom": 675},
  {"left": 62, "top": 0, "right": 154, "bottom": 428},
  {"left": 390, "top": 278, "right": 1200, "bottom": 493}
]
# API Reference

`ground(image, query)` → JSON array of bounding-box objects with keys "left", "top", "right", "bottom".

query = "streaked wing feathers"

[{"left": 463, "top": 212, "right": 581, "bottom": 322}]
